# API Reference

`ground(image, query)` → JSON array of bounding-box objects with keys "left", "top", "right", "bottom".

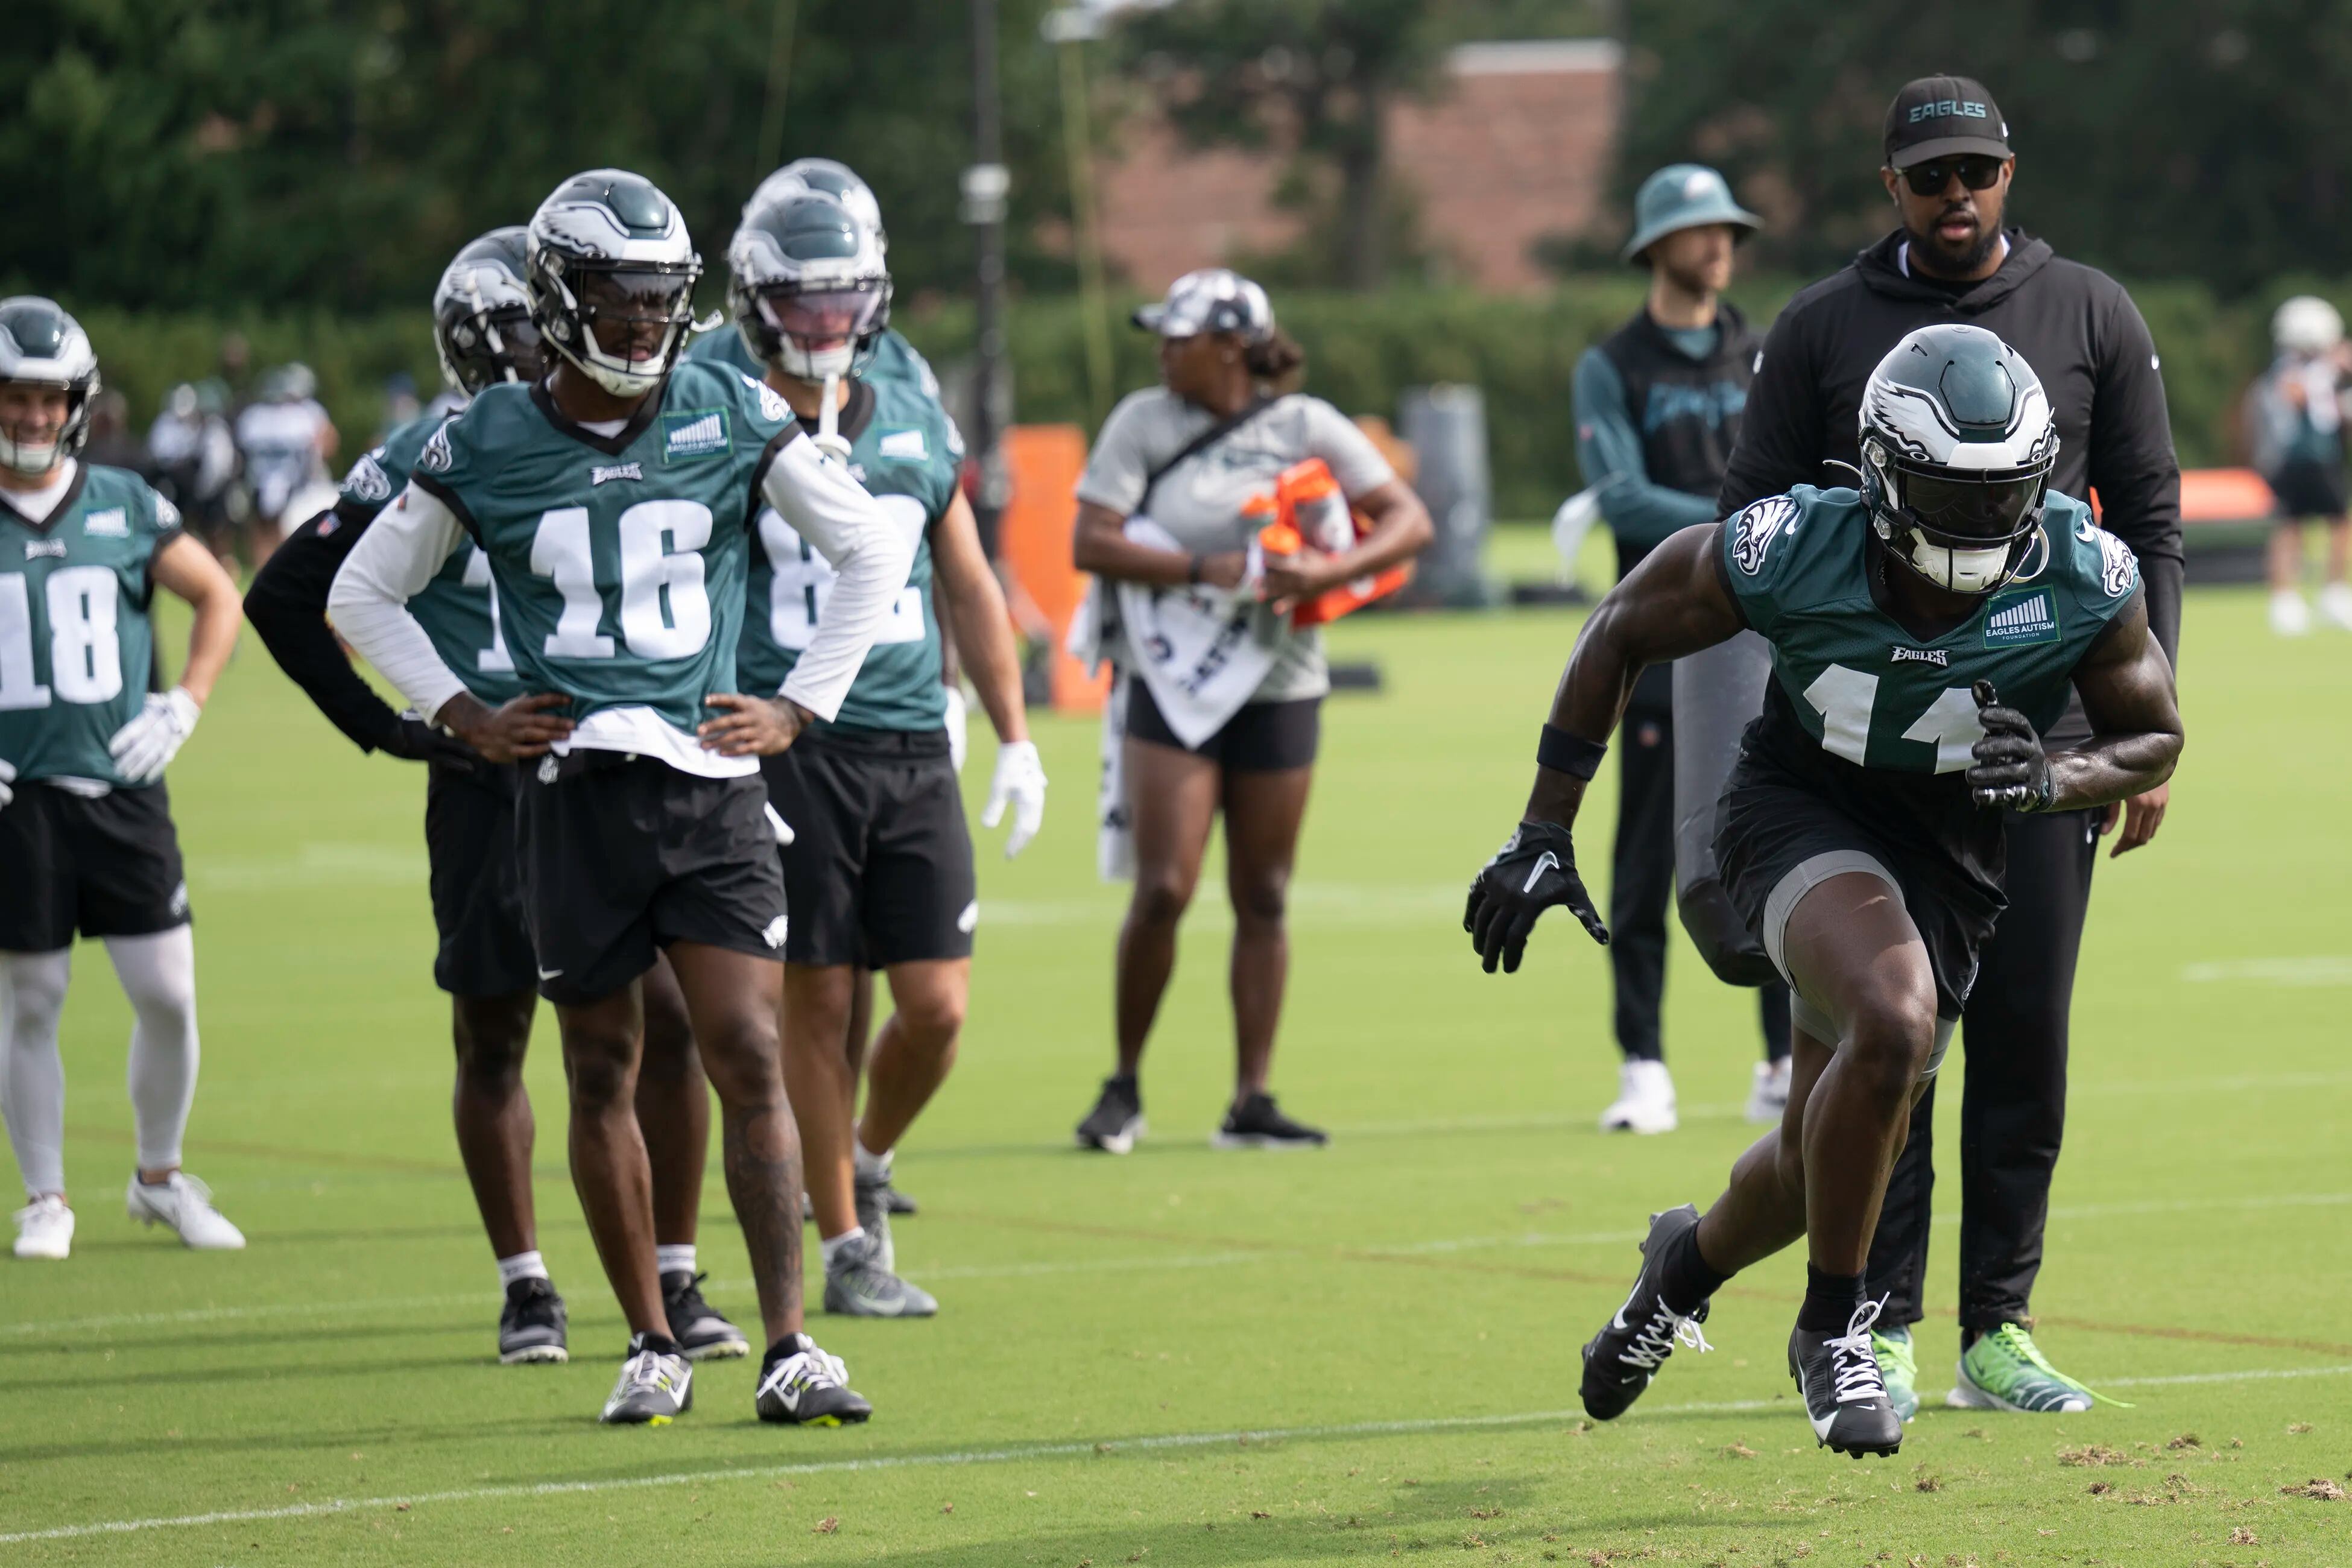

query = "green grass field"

[{"left": 4, "top": 581, "right": 2350, "bottom": 1566}]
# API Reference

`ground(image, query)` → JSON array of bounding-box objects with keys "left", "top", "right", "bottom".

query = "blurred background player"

[
  {"left": 233, "top": 362, "right": 338, "bottom": 569},
  {"left": 728, "top": 187, "right": 1046, "bottom": 1317},
  {"left": 689, "top": 156, "right": 952, "bottom": 1223},
  {"left": 1070, "top": 270, "right": 1431, "bottom": 1152},
  {"left": 245, "top": 228, "right": 747, "bottom": 1365},
  {"left": 1716, "top": 75, "right": 2183, "bottom": 1420},
  {"left": 0, "top": 297, "right": 245, "bottom": 1260},
  {"left": 1572, "top": 162, "right": 1793, "bottom": 1136},
  {"left": 2247, "top": 294, "right": 2352, "bottom": 635},
  {"left": 329, "top": 168, "right": 906, "bottom": 1427},
  {"left": 145, "top": 381, "right": 242, "bottom": 561}
]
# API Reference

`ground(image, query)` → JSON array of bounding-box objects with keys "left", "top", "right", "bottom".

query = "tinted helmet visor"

[
  {"left": 757, "top": 284, "right": 886, "bottom": 349},
  {"left": 1900, "top": 468, "right": 2046, "bottom": 543}
]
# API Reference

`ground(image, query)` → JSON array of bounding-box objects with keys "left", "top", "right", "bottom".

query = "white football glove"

[
  {"left": 942, "top": 684, "right": 969, "bottom": 775},
  {"left": 764, "top": 802, "right": 796, "bottom": 846},
  {"left": 0, "top": 757, "right": 14, "bottom": 811},
  {"left": 108, "top": 688, "right": 201, "bottom": 783},
  {"left": 981, "top": 739, "right": 1046, "bottom": 859}
]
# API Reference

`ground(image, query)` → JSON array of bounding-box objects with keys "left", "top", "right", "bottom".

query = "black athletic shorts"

[
  {"left": 513, "top": 751, "right": 789, "bottom": 1007},
  {"left": 2271, "top": 454, "right": 2348, "bottom": 520},
  {"left": 1714, "top": 706, "right": 2006, "bottom": 1073},
  {"left": 0, "top": 779, "right": 191, "bottom": 952},
  {"left": 761, "top": 728, "right": 976, "bottom": 969},
  {"left": 1126, "top": 683, "right": 1321, "bottom": 772},
  {"left": 423, "top": 759, "right": 539, "bottom": 998}
]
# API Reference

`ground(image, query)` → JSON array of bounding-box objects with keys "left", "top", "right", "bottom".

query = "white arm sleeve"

[
  {"left": 326, "top": 483, "right": 475, "bottom": 722},
  {"left": 760, "top": 434, "right": 921, "bottom": 722}
]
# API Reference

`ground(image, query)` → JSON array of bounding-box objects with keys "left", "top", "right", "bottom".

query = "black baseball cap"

[{"left": 1883, "top": 75, "right": 2012, "bottom": 169}]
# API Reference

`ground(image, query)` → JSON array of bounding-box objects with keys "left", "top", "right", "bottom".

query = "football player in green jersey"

[
  {"left": 247, "top": 229, "right": 748, "bottom": 1367},
  {"left": 1464, "top": 325, "right": 2182, "bottom": 1458},
  {"left": 330, "top": 170, "right": 915, "bottom": 1427},
  {"left": 0, "top": 298, "right": 246, "bottom": 1261},
  {"left": 727, "top": 188, "right": 1046, "bottom": 1318}
]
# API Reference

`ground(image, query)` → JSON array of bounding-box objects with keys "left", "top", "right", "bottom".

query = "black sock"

[
  {"left": 1797, "top": 1265, "right": 1865, "bottom": 1333},
  {"left": 763, "top": 1332, "right": 812, "bottom": 1367},
  {"left": 1655, "top": 1223, "right": 1731, "bottom": 1312},
  {"left": 632, "top": 1330, "right": 684, "bottom": 1358}
]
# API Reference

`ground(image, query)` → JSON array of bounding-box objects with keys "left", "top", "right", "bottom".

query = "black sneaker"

[
  {"left": 1791, "top": 1297, "right": 1904, "bottom": 1458},
  {"left": 1211, "top": 1092, "right": 1327, "bottom": 1149},
  {"left": 754, "top": 1335, "right": 873, "bottom": 1426},
  {"left": 498, "top": 1277, "right": 569, "bottom": 1365},
  {"left": 662, "top": 1270, "right": 750, "bottom": 1361},
  {"left": 1076, "top": 1074, "right": 1145, "bottom": 1154},
  {"left": 1579, "top": 1204, "right": 1713, "bottom": 1421}
]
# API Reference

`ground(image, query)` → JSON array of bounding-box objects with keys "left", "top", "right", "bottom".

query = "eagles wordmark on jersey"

[{"left": 0, "top": 464, "right": 180, "bottom": 788}]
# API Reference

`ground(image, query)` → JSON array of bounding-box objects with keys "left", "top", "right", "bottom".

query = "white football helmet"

[
  {"left": 727, "top": 189, "right": 891, "bottom": 382},
  {"left": 525, "top": 169, "right": 702, "bottom": 399},
  {"left": 743, "top": 158, "right": 886, "bottom": 251},
  {"left": 1859, "top": 323, "right": 2058, "bottom": 595},
  {"left": 0, "top": 297, "right": 100, "bottom": 476}
]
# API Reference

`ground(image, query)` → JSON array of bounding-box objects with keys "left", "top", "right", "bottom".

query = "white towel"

[{"left": 1111, "top": 517, "right": 1278, "bottom": 750}]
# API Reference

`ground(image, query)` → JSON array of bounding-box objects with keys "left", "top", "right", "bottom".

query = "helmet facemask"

[
  {"left": 726, "top": 190, "right": 891, "bottom": 385},
  {"left": 750, "top": 282, "right": 889, "bottom": 381},
  {"left": 536, "top": 256, "right": 701, "bottom": 398},
  {"left": 1864, "top": 436, "right": 2050, "bottom": 596},
  {"left": 0, "top": 297, "right": 100, "bottom": 478},
  {"left": 0, "top": 382, "right": 87, "bottom": 477}
]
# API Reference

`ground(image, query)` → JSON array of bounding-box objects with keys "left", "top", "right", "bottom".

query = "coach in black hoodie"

[{"left": 1716, "top": 75, "right": 2183, "bottom": 1414}]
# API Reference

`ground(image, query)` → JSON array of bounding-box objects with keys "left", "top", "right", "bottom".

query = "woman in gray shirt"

[{"left": 1069, "top": 269, "right": 1430, "bottom": 1152}]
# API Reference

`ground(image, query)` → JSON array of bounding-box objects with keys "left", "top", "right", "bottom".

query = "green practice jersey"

[
  {"left": 0, "top": 464, "right": 179, "bottom": 788},
  {"left": 739, "top": 377, "right": 962, "bottom": 733},
  {"left": 337, "top": 410, "right": 524, "bottom": 707},
  {"left": 408, "top": 361, "right": 798, "bottom": 736},
  {"left": 686, "top": 324, "right": 941, "bottom": 401},
  {"left": 1722, "top": 484, "right": 2140, "bottom": 774}
]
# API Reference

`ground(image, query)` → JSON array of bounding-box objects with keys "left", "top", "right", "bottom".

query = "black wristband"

[
  {"left": 1187, "top": 554, "right": 1204, "bottom": 586},
  {"left": 1537, "top": 723, "right": 1607, "bottom": 780}
]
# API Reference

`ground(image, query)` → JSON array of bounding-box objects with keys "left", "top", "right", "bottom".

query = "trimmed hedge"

[{"left": 77, "top": 278, "right": 2351, "bottom": 519}]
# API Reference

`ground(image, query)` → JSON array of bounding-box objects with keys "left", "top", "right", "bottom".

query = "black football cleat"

[
  {"left": 754, "top": 1336, "right": 873, "bottom": 1426},
  {"left": 1790, "top": 1297, "right": 1905, "bottom": 1458},
  {"left": 662, "top": 1270, "right": 750, "bottom": 1361},
  {"left": 1579, "top": 1204, "right": 1713, "bottom": 1421},
  {"left": 498, "top": 1277, "right": 569, "bottom": 1365}
]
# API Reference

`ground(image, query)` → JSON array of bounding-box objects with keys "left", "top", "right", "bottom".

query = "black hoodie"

[{"left": 1716, "top": 228, "right": 2182, "bottom": 680}]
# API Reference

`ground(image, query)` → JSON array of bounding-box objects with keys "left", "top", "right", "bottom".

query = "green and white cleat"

[
  {"left": 1947, "top": 1323, "right": 2123, "bottom": 1414},
  {"left": 1873, "top": 1322, "right": 1920, "bottom": 1423}
]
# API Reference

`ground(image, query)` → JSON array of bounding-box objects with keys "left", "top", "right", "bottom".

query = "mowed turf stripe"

[{"left": 11, "top": 1367, "right": 2352, "bottom": 1547}]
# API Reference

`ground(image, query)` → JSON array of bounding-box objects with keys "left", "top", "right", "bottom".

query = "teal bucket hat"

[{"left": 1621, "top": 163, "right": 1761, "bottom": 264}]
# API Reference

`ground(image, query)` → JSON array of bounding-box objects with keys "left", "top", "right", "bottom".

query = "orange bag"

[{"left": 1254, "top": 458, "right": 1411, "bottom": 627}]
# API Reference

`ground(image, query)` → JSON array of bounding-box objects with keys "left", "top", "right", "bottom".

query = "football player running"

[
  {"left": 729, "top": 188, "right": 1044, "bottom": 1318},
  {"left": 1464, "top": 325, "right": 2181, "bottom": 1458},
  {"left": 330, "top": 170, "right": 914, "bottom": 1427},
  {"left": 0, "top": 298, "right": 245, "bottom": 1260},
  {"left": 246, "top": 229, "right": 748, "bottom": 1366}
]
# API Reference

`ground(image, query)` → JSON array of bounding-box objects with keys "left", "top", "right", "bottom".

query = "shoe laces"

[
  {"left": 13, "top": 1195, "right": 68, "bottom": 1225},
  {"left": 1621, "top": 1298, "right": 1712, "bottom": 1370},
  {"left": 759, "top": 1345, "right": 850, "bottom": 1400},
  {"left": 1825, "top": 1297, "right": 1890, "bottom": 1404},
  {"left": 619, "top": 1345, "right": 682, "bottom": 1395},
  {"left": 146, "top": 1171, "right": 220, "bottom": 1215},
  {"left": 664, "top": 1269, "right": 713, "bottom": 1310}
]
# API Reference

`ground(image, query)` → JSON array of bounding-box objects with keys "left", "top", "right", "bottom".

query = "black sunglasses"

[{"left": 1900, "top": 156, "right": 2005, "bottom": 197}]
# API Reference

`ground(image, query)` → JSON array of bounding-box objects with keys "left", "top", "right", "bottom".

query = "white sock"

[
  {"left": 1, "top": 949, "right": 74, "bottom": 1197},
  {"left": 497, "top": 1250, "right": 549, "bottom": 1288},
  {"left": 852, "top": 1139, "right": 893, "bottom": 1183},
  {"left": 106, "top": 928, "right": 200, "bottom": 1174},
  {"left": 820, "top": 1227, "right": 865, "bottom": 1271},
  {"left": 656, "top": 1244, "right": 697, "bottom": 1277}
]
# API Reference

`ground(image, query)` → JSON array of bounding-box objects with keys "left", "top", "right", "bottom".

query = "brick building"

[{"left": 1095, "top": 39, "right": 1623, "bottom": 295}]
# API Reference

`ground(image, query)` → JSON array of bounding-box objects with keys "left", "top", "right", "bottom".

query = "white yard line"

[{"left": 9, "top": 1369, "right": 2348, "bottom": 1546}]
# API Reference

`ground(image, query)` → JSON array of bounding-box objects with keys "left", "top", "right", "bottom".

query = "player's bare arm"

[
  {"left": 1465, "top": 521, "right": 1743, "bottom": 973},
  {"left": 149, "top": 530, "right": 241, "bottom": 706}
]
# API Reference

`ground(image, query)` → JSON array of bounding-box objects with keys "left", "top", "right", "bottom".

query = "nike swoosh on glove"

[
  {"left": 1968, "top": 680, "right": 2055, "bottom": 811},
  {"left": 982, "top": 739, "right": 1047, "bottom": 858},
  {"left": 107, "top": 688, "right": 201, "bottom": 783},
  {"left": 381, "top": 712, "right": 481, "bottom": 770},
  {"left": 1464, "top": 818, "right": 1609, "bottom": 974}
]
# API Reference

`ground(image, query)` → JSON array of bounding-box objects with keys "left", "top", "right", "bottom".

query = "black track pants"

[
  {"left": 1866, "top": 808, "right": 2101, "bottom": 1331},
  {"left": 1610, "top": 700, "right": 1792, "bottom": 1066}
]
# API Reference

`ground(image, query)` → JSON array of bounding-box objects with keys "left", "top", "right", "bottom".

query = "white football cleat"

[
  {"left": 1599, "top": 1059, "right": 1678, "bottom": 1134},
  {"left": 2320, "top": 582, "right": 2352, "bottom": 631},
  {"left": 1746, "top": 1057, "right": 1792, "bottom": 1125},
  {"left": 13, "top": 1195, "right": 74, "bottom": 1260},
  {"left": 2271, "top": 589, "right": 2311, "bottom": 636},
  {"left": 127, "top": 1172, "right": 246, "bottom": 1250}
]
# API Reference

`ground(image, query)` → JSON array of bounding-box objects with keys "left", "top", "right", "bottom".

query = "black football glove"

[
  {"left": 1464, "top": 818, "right": 1609, "bottom": 975},
  {"left": 1968, "top": 680, "right": 2054, "bottom": 812},
  {"left": 381, "top": 712, "right": 481, "bottom": 771}
]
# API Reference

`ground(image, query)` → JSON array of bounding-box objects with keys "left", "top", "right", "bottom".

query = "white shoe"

[
  {"left": 1745, "top": 1057, "right": 1792, "bottom": 1124},
  {"left": 127, "top": 1172, "right": 246, "bottom": 1250},
  {"left": 1599, "top": 1060, "right": 1678, "bottom": 1134},
  {"left": 13, "top": 1195, "right": 74, "bottom": 1260},
  {"left": 2320, "top": 583, "right": 2352, "bottom": 631},
  {"left": 2271, "top": 589, "right": 2312, "bottom": 636}
]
